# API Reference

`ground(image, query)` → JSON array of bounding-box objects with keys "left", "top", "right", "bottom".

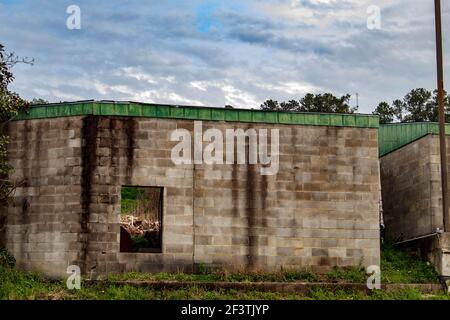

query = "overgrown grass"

[
  {"left": 0, "top": 266, "right": 448, "bottom": 300},
  {"left": 74, "top": 286, "right": 448, "bottom": 301},
  {"left": 305, "top": 287, "right": 449, "bottom": 300},
  {"left": 107, "top": 244, "right": 438, "bottom": 284},
  {"left": 0, "top": 244, "right": 446, "bottom": 300},
  {"left": 0, "top": 247, "right": 15, "bottom": 268},
  {"left": 106, "top": 269, "right": 321, "bottom": 283},
  {"left": 107, "top": 267, "right": 367, "bottom": 284},
  {"left": 325, "top": 266, "right": 365, "bottom": 283},
  {"left": 100, "top": 243, "right": 441, "bottom": 285},
  {"left": 381, "top": 243, "right": 439, "bottom": 284},
  {"left": 0, "top": 266, "right": 62, "bottom": 300}
]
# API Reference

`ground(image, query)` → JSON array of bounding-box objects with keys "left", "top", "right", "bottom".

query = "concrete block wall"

[
  {"left": 192, "top": 123, "right": 380, "bottom": 272},
  {"left": 380, "top": 135, "right": 446, "bottom": 241},
  {"left": 418, "top": 233, "right": 450, "bottom": 277},
  {"left": 86, "top": 117, "right": 195, "bottom": 275},
  {"left": 0, "top": 117, "right": 84, "bottom": 277},
  {"left": 380, "top": 134, "right": 450, "bottom": 277},
  {"left": 2, "top": 115, "right": 381, "bottom": 277}
]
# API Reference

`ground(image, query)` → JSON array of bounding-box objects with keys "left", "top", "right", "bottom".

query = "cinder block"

[{"left": 5, "top": 117, "right": 381, "bottom": 276}]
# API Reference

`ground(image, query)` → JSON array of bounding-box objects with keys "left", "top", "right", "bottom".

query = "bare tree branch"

[{"left": 5, "top": 52, "right": 34, "bottom": 67}]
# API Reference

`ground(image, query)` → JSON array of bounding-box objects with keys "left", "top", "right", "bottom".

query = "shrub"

[{"left": 0, "top": 247, "right": 15, "bottom": 268}]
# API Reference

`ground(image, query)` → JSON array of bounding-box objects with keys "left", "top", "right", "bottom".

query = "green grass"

[
  {"left": 0, "top": 266, "right": 448, "bottom": 300},
  {"left": 121, "top": 186, "right": 160, "bottom": 215},
  {"left": 121, "top": 186, "right": 143, "bottom": 215},
  {"left": 106, "top": 270, "right": 321, "bottom": 283},
  {"left": 0, "top": 244, "right": 446, "bottom": 300},
  {"left": 305, "top": 287, "right": 448, "bottom": 300},
  {"left": 106, "top": 244, "right": 438, "bottom": 285},
  {"left": 105, "top": 266, "right": 365, "bottom": 284},
  {"left": 0, "top": 267, "right": 62, "bottom": 300},
  {"left": 0, "top": 247, "right": 15, "bottom": 268},
  {"left": 381, "top": 243, "right": 439, "bottom": 284},
  {"left": 325, "top": 266, "right": 367, "bottom": 283}
]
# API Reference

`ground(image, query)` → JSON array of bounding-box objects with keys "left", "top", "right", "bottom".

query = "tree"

[
  {"left": 279, "top": 100, "right": 299, "bottom": 112},
  {"left": 260, "top": 93, "right": 357, "bottom": 114},
  {"left": 392, "top": 99, "right": 404, "bottom": 123},
  {"left": 29, "top": 98, "right": 48, "bottom": 105},
  {"left": 300, "top": 93, "right": 355, "bottom": 113},
  {"left": 402, "top": 88, "right": 433, "bottom": 122},
  {"left": 260, "top": 99, "right": 280, "bottom": 111},
  {"left": 373, "top": 102, "right": 395, "bottom": 124},
  {"left": 0, "top": 44, "right": 31, "bottom": 203},
  {"left": 426, "top": 89, "right": 450, "bottom": 122},
  {"left": 372, "top": 88, "right": 450, "bottom": 123}
]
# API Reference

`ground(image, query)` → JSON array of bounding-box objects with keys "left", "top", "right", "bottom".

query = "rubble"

[{"left": 120, "top": 214, "right": 160, "bottom": 237}]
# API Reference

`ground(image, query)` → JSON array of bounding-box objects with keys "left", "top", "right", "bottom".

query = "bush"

[
  {"left": 381, "top": 243, "right": 439, "bottom": 283},
  {"left": 326, "top": 266, "right": 367, "bottom": 283},
  {"left": 0, "top": 247, "right": 15, "bottom": 268},
  {"left": 131, "top": 235, "right": 151, "bottom": 250}
]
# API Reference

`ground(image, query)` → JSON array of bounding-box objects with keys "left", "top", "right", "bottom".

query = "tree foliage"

[
  {"left": 0, "top": 44, "right": 30, "bottom": 203},
  {"left": 373, "top": 88, "right": 450, "bottom": 124},
  {"left": 260, "top": 93, "right": 357, "bottom": 114},
  {"left": 29, "top": 98, "right": 48, "bottom": 105}
]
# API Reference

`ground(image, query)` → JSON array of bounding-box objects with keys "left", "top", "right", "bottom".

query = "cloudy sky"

[{"left": 1, "top": 0, "right": 449, "bottom": 113}]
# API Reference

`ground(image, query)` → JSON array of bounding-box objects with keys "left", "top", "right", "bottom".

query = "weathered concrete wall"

[
  {"left": 416, "top": 232, "right": 450, "bottom": 277},
  {"left": 2, "top": 116, "right": 381, "bottom": 277},
  {"left": 380, "top": 135, "right": 444, "bottom": 241},
  {"left": 380, "top": 134, "right": 450, "bottom": 276},
  {"left": 1, "top": 117, "right": 84, "bottom": 276}
]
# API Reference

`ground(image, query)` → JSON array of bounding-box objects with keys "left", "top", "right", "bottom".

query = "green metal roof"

[
  {"left": 15, "top": 101, "right": 379, "bottom": 128},
  {"left": 14, "top": 101, "right": 450, "bottom": 158},
  {"left": 379, "top": 122, "right": 450, "bottom": 157}
]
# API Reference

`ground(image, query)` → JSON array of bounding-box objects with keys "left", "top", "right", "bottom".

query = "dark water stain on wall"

[
  {"left": 124, "top": 118, "right": 136, "bottom": 186},
  {"left": 108, "top": 118, "right": 121, "bottom": 184},
  {"left": 106, "top": 117, "right": 136, "bottom": 186},
  {"left": 260, "top": 130, "right": 269, "bottom": 228},
  {"left": 245, "top": 163, "right": 257, "bottom": 270},
  {"left": 229, "top": 125, "right": 271, "bottom": 270},
  {"left": 231, "top": 161, "right": 239, "bottom": 217},
  {"left": 18, "top": 121, "right": 35, "bottom": 259},
  {"left": 230, "top": 125, "right": 240, "bottom": 247},
  {"left": 0, "top": 122, "right": 11, "bottom": 247},
  {"left": 80, "top": 115, "right": 99, "bottom": 273},
  {"left": 246, "top": 125, "right": 267, "bottom": 269},
  {"left": 0, "top": 214, "right": 6, "bottom": 248},
  {"left": 110, "top": 118, "right": 135, "bottom": 201}
]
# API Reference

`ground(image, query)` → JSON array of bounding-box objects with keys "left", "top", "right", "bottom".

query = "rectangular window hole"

[{"left": 120, "top": 186, "right": 163, "bottom": 253}]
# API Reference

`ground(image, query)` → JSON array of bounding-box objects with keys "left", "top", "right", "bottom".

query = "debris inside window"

[{"left": 120, "top": 186, "right": 163, "bottom": 253}]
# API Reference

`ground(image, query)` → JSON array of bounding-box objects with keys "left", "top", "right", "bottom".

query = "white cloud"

[
  {"left": 1, "top": 0, "right": 448, "bottom": 113},
  {"left": 120, "top": 67, "right": 157, "bottom": 84},
  {"left": 221, "top": 84, "right": 260, "bottom": 107},
  {"left": 190, "top": 81, "right": 208, "bottom": 91},
  {"left": 255, "top": 82, "right": 322, "bottom": 95},
  {"left": 93, "top": 81, "right": 109, "bottom": 95},
  {"left": 131, "top": 90, "right": 204, "bottom": 106}
]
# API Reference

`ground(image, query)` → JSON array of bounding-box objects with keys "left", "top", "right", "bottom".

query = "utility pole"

[
  {"left": 356, "top": 93, "right": 359, "bottom": 109},
  {"left": 434, "top": 0, "right": 449, "bottom": 231}
]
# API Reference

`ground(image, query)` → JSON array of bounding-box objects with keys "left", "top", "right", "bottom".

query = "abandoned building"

[
  {"left": 380, "top": 123, "right": 450, "bottom": 277},
  {"left": 0, "top": 101, "right": 381, "bottom": 278}
]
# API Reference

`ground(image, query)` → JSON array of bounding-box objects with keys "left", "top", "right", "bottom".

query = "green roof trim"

[
  {"left": 15, "top": 101, "right": 379, "bottom": 128},
  {"left": 379, "top": 122, "right": 450, "bottom": 157}
]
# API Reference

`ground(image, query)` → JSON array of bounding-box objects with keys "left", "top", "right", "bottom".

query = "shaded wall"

[
  {"left": 380, "top": 134, "right": 445, "bottom": 241},
  {"left": 1, "top": 117, "right": 84, "bottom": 276},
  {"left": 3, "top": 116, "right": 381, "bottom": 277}
]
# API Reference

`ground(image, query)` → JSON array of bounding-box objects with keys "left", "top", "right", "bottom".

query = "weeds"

[
  {"left": 0, "top": 247, "right": 15, "bottom": 268},
  {"left": 381, "top": 243, "right": 439, "bottom": 284},
  {"left": 326, "top": 266, "right": 367, "bottom": 283},
  {"left": 0, "top": 244, "right": 446, "bottom": 300}
]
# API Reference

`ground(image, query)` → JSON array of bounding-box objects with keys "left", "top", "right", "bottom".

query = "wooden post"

[{"left": 435, "top": 0, "right": 449, "bottom": 231}]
